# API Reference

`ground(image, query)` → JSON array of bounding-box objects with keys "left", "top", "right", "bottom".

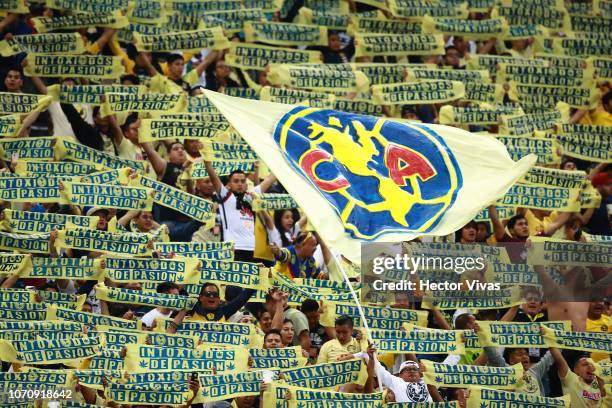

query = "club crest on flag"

[{"left": 273, "top": 107, "right": 463, "bottom": 239}]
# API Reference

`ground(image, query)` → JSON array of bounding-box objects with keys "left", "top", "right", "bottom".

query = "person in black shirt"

[
  {"left": 169, "top": 283, "right": 255, "bottom": 330},
  {"left": 143, "top": 140, "right": 186, "bottom": 185},
  {"left": 311, "top": 31, "right": 355, "bottom": 64},
  {"left": 142, "top": 141, "right": 203, "bottom": 241},
  {"left": 301, "top": 299, "right": 331, "bottom": 362}
]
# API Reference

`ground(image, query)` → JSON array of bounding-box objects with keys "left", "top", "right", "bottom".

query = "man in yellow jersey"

[
  {"left": 586, "top": 301, "right": 612, "bottom": 362},
  {"left": 137, "top": 51, "right": 219, "bottom": 94},
  {"left": 317, "top": 315, "right": 365, "bottom": 364},
  {"left": 551, "top": 347, "right": 606, "bottom": 407}
]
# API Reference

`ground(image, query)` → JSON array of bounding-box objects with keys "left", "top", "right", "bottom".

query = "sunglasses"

[{"left": 203, "top": 291, "right": 219, "bottom": 299}]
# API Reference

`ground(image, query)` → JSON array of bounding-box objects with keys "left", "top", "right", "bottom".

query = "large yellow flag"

[{"left": 204, "top": 91, "right": 535, "bottom": 262}]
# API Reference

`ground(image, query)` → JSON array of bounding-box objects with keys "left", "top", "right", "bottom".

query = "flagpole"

[{"left": 331, "top": 254, "right": 384, "bottom": 393}]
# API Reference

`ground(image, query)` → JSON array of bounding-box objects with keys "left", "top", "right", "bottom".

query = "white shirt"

[
  {"left": 374, "top": 360, "right": 432, "bottom": 403},
  {"left": 266, "top": 223, "right": 301, "bottom": 247},
  {"left": 86, "top": 288, "right": 101, "bottom": 315},
  {"left": 141, "top": 308, "right": 172, "bottom": 328},
  {"left": 218, "top": 185, "right": 261, "bottom": 251},
  {"left": 445, "top": 36, "right": 477, "bottom": 54}
]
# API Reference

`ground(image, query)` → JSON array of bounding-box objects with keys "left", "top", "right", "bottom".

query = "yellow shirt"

[
  {"left": 316, "top": 338, "right": 363, "bottom": 364},
  {"left": 109, "top": 36, "right": 135, "bottom": 74},
  {"left": 586, "top": 315, "right": 612, "bottom": 362},
  {"left": 85, "top": 41, "right": 101, "bottom": 55},
  {"left": 116, "top": 138, "right": 157, "bottom": 179},
  {"left": 149, "top": 73, "right": 185, "bottom": 94},
  {"left": 253, "top": 212, "right": 274, "bottom": 262},
  {"left": 508, "top": 46, "right": 533, "bottom": 59},
  {"left": 561, "top": 370, "right": 603, "bottom": 408},
  {"left": 580, "top": 109, "right": 612, "bottom": 127},
  {"left": 525, "top": 209, "right": 559, "bottom": 236},
  {"left": 156, "top": 67, "right": 200, "bottom": 88},
  {"left": 182, "top": 69, "right": 201, "bottom": 87},
  {"left": 117, "top": 136, "right": 144, "bottom": 162},
  {"left": 517, "top": 370, "right": 542, "bottom": 396},
  {"left": 149, "top": 70, "right": 201, "bottom": 94},
  {"left": 603, "top": 385, "right": 612, "bottom": 408}
]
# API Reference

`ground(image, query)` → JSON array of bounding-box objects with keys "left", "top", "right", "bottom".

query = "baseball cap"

[
  {"left": 592, "top": 172, "right": 611, "bottom": 187},
  {"left": 397, "top": 360, "right": 420, "bottom": 374},
  {"left": 85, "top": 207, "right": 109, "bottom": 217},
  {"left": 452, "top": 308, "right": 471, "bottom": 326}
]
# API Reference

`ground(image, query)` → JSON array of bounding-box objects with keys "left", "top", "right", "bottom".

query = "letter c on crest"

[{"left": 299, "top": 149, "right": 350, "bottom": 192}]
